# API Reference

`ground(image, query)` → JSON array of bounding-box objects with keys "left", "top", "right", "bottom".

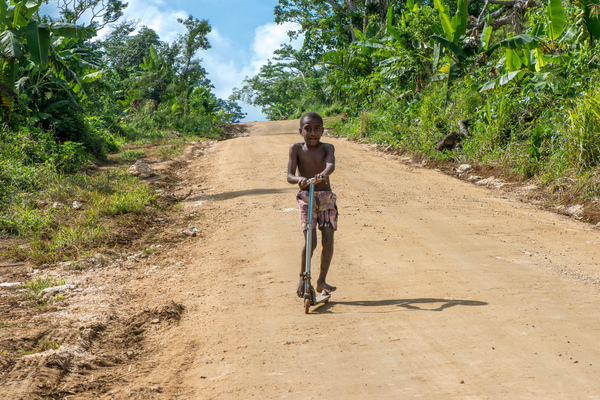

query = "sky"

[{"left": 43, "top": 0, "right": 302, "bottom": 122}]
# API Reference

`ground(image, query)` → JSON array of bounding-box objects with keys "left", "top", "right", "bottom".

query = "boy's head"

[{"left": 299, "top": 112, "right": 324, "bottom": 147}]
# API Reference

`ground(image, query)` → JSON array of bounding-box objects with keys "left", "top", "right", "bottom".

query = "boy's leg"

[
  {"left": 297, "top": 228, "right": 318, "bottom": 297},
  {"left": 316, "top": 227, "right": 336, "bottom": 293}
]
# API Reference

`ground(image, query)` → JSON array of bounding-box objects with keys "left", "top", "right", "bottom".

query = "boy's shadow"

[{"left": 312, "top": 298, "right": 488, "bottom": 314}]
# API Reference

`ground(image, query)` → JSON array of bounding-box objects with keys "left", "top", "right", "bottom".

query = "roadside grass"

[
  {"left": 22, "top": 276, "right": 67, "bottom": 309},
  {"left": 0, "top": 128, "right": 212, "bottom": 264},
  {"left": 20, "top": 340, "right": 61, "bottom": 354},
  {"left": 330, "top": 80, "right": 600, "bottom": 209},
  {"left": 119, "top": 149, "right": 146, "bottom": 162},
  {"left": 23, "top": 276, "right": 66, "bottom": 297},
  {"left": 0, "top": 107, "right": 228, "bottom": 264},
  {"left": 2, "top": 170, "right": 158, "bottom": 264}
]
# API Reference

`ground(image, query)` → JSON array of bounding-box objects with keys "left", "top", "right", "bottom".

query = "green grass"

[
  {"left": 326, "top": 77, "right": 600, "bottom": 209},
  {"left": 119, "top": 149, "right": 146, "bottom": 162},
  {"left": 2, "top": 168, "right": 156, "bottom": 263},
  {"left": 22, "top": 276, "right": 67, "bottom": 310},
  {"left": 22, "top": 276, "right": 67, "bottom": 298},
  {"left": 158, "top": 143, "right": 185, "bottom": 160},
  {"left": 20, "top": 341, "right": 61, "bottom": 354}
]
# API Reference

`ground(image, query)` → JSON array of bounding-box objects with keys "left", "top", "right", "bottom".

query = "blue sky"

[{"left": 43, "top": 0, "right": 302, "bottom": 121}]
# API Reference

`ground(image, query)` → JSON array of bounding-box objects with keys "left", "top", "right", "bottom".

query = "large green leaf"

[
  {"left": 353, "top": 28, "right": 367, "bottom": 41},
  {"left": 505, "top": 48, "right": 522, "bottom": 72},
  {"left": 534, "top": 48, "right": 547, "bottom": 70},
  {"left": 433, "top": 0, "right": 454, "bottom": 40},
  {"left": 23, "top": 0, "right": 42, "bottom": 19},
  {"left": 365, "top": 22, "right": 380, "bottom": 39},
  {"left": 480, "top": 79, "right": 497, "bottom": 92},
  {"left": 479, "top": 15, "right": 493, "bottom": 51},
  {"left": 451, "top": 0, "right": 469, "bottom": 44},
  {"left": 498, "top": 34, "right": 541, "bottom": 50},
  {"left": 355, "top": 41, "right": 386, "bottom": 49},
  {"left": 431, "top": 24, "right": 445, "bottom": 37},
  {"left": 49, "top": 23, "right": 95, "bottom": 39},
  {"left": 498, "top": 70, "right": 527, "bottom": 86},
  {"left": 547, "top": 0, "right": 565, "bottom": 40},
  {"left": 386, "top": 5, "right": 394, "bottom": 27},
  {"left": 11, "top": 4, "right": 29, "bottom": 29},
  {"left": 26, "top": 20, "right": 50, "bottom": 67},
  {"left": 433, "top": 43, "right": 440, "bottom": 72},
  {"left": 0, "top": 2, "right": 8, "bottom": 29},
  {"left": 0, "top": 59, "right": 16, "bottom": 87},
  {"left": 0, "top": 30, "right": 23, "bottom": 58},
  {"left": 431, "top": 34, "right": 467, "bottom": 60}
]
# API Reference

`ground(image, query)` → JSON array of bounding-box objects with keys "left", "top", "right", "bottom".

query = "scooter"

[{"left": 302, "top": 177, "right": 331, "bottom": 314}]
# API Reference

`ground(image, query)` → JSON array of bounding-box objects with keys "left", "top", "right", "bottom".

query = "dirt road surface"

[
  {"left": 5, "top": 119, "right": 599, "bottom": 399},
  {"left": 99, "top": 119, "right": 600, "bottom": 399}
]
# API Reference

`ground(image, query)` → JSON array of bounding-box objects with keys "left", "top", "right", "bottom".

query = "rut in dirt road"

[{"left": 108, "top": 119, "right": 600, "bottom": 399}]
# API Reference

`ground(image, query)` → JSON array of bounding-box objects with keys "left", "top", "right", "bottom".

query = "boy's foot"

[
  {"left": 297, "top": 275, "right": 305, "bottom": 298},
  {"left": 316, "top": 282, "right": 336, "bottom": 294}
]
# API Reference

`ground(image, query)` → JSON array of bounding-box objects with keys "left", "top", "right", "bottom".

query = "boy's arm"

[
  {"left": 287, "top": 144, "right": 307, "bottom": 187},
  {"left": 319, "top": 144, "right": 335, "bottom": 179}
]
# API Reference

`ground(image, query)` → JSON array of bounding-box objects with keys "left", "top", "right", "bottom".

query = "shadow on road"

[
  {"left": 187, "top": 187, "right": 295, "bottom": 201},
  {"left": 311, "top": 298, "right": 488, "bottom": 314}
]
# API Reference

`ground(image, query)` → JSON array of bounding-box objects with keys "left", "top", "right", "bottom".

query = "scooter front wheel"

[{"left": 304, "top": 298, "right": 310, "bottom": 314}]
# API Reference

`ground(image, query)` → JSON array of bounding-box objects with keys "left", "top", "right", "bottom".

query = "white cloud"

[
  {"left": 249, "top": 22, "right": 302, "bottom": 75},
  {"left": 118, "top": 0, "right": 188, "bottom": 42},
  {"left": 201, "top": 22, "right": 302, "bottom": 121}
]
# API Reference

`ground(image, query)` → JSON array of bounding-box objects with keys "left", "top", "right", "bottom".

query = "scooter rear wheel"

[{"left": 304, "top": 298, "right": 310, "bottom": 314}]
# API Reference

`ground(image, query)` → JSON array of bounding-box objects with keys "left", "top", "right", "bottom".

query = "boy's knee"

[{"left": 321, "top": 229, "right": 334, "bottom": 247}]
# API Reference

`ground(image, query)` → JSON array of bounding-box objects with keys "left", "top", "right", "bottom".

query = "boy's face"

[{"left": 299, "top": 117, "right": 324, "bottom": 147}]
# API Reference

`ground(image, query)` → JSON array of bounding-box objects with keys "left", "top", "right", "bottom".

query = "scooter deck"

[{"left": 312, "top": 293, "right": 331, "bottom": 305}]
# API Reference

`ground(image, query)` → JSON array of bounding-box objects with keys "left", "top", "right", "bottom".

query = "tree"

[
  {"left": 101, "top": 21, "right": 162, "bottom": 72},
  {"left": 275, "top": 0, "right": 406, "bottom": 59},
  {"left": 174, "top": 15, "right": 211, "bottom": 114},
  {"left": 1, "top": 0, "right": 98, "bottom": 124},
  {"left": 233, "top": 60, "right": 306, "bottom": 120},
  {"left": 55, "top": 0, "right": 128, "bottom": 30}
]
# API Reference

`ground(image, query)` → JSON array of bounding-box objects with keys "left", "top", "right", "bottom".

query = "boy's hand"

[
  {"left": 298, "top": 177, "right": 309, "bottom": 189},
  {"left": 314, "top": 174, "right": 326, "bottom": 184},
  {"left": 298, "top": 175, "right": 326, "bottom": 189}
]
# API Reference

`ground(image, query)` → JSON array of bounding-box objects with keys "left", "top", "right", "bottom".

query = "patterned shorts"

[{"left": 297, "top": 190, "right": 338, "bottom": 231}]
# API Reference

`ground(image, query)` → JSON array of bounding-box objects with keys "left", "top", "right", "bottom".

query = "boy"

[{"left": 287, "top": 112, "right": 337, "bottom": 297}]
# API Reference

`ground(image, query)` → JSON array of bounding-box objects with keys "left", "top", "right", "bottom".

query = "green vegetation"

[
  {"left": 21, "top": 340, "right": 61, "bottom": 354},
  {"left": 235, "top": 0, "right": 600, "bottom": 203},
  {"left": 1, "top": 0, "right": 247, "bottom": 263},
  {"left": 22, "top": 275, "right": 67, "bottom": 309},
  {"left": 1, "top": 168, "right": 158, "bottom": 263},
  {"left": 23, "top": 276, "right": 66, "bottom": 296}
]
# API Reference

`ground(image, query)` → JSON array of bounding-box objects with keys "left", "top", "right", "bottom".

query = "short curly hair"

[{"left": 300, "top": 112, "right": 323, "bottom": 127}]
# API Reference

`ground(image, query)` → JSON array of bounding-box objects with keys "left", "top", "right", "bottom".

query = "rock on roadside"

[{"left": 128, "top": 160, "right": 155, "bottom": 179}]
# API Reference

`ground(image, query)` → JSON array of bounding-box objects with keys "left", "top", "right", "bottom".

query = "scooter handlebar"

[{"left": 306, "top": 175, "right": 326, "bottom": 185}]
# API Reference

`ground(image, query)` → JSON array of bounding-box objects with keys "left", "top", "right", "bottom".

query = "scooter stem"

[{"left": 304, "top": 179, "right": 315, "bottom": 284}]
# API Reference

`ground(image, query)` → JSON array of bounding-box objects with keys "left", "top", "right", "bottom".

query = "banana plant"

[
  {"left": 0, "top": 0, "right": 97, "bottom": 119},
  {"left": 480, "top": 0, "right": 571, "bottom": 92},
  {"left": 429, "top": 0, "right": 471, "bottom": 93},
  {"left": 573, "top": 0, "right": 600, "bottom": 44},
  {"left": 140, "top": 44, "right": 161, "bottom": 72}
]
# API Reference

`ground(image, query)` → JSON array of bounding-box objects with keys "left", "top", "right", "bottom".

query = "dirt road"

[{"left": 107, "top": 119, "right": 600, "bottom": 399}]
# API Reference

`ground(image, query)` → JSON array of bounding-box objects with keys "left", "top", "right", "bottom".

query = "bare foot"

[
  {"left": 316, "top": 281, "right": 336, "bottom": 294},
  {"left": 297, "top": 275, "right": 305, "bottom": 298}
]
